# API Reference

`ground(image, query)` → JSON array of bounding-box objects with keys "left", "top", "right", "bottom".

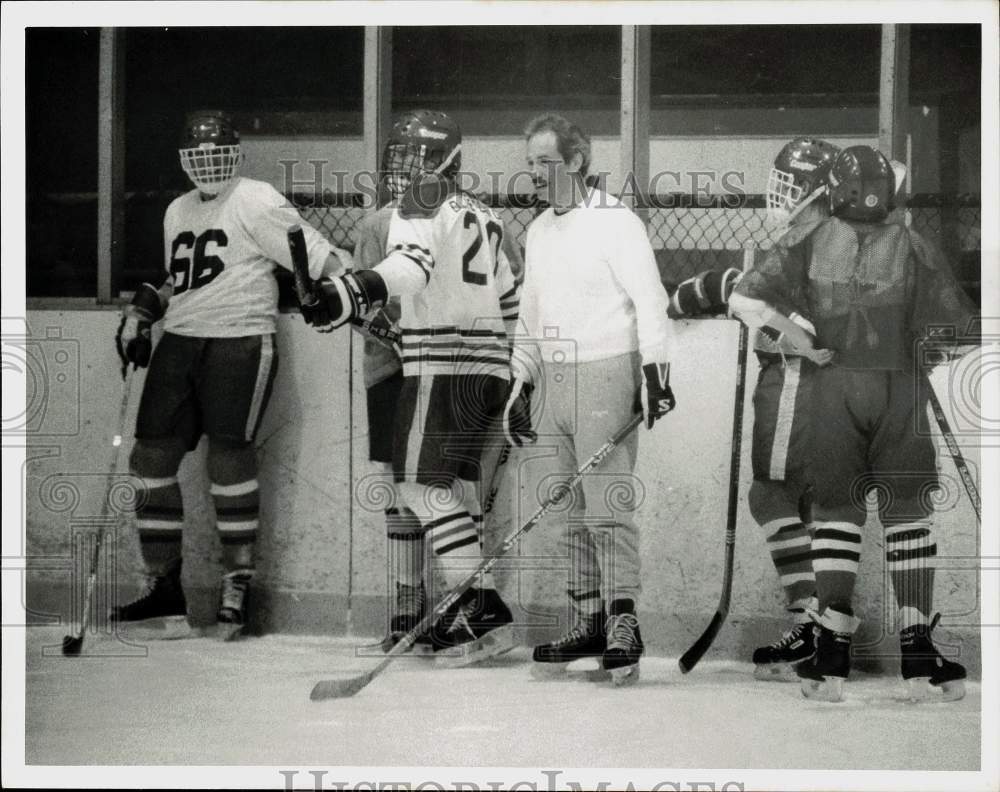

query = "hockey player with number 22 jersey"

[{"left": 302, "top": 110, "right": 521, "bottom": 665}]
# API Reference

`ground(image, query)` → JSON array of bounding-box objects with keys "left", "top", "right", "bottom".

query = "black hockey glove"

[
  {"left": 639, "top": 362, "right": 676, "bottom": 429},
  {"left": 502, "top": 377, "right": 536, "bottom": 447},
  {"left": 307, "top": 270, "right": 388, "bottom": 333},
  {"left": 298, "top": 293, "right": 333, "bottom": 333},
  {"left": 115, "top": 283, "right": 163, "bottom": 377}
]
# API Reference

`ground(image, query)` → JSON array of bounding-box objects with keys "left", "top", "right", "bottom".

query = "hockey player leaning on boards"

[
  {"left": 351, "top": 122, "right": 426, "bottom": 655},
  {"left": 731, "top": 144, "right": 975, "bottom": 703},
  {"left": 113, "top": 110, "right": 350, "bottom": 641},
  {"left": 506, "top": 113, "right": 676, "bottom": 686},
  {"left": 301, "top": 110, "right": 522, "bottom": 666},
  {"left": 669, "top": 137, "right": 840, "bottom": 681}
]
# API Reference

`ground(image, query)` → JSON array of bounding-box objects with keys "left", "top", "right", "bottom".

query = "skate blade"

[
  {"left": 608, "top": 663, "right": 640, "bottom": 687},
  {"left": 116, "top": 615, "right": 193, "bottom": 642},
  {"left": 800, "top": 676, "right": 845, "bottom": 703},
  {"left": 905, "top": 677, "right": 967, "bottom": 703},
  {"left": 435, "top": 624, "right": 516, "bottom": 669},
  {"left": 753, "top": 662, "right": 801, "bottom": 682},
  {"left": 530, "top": 657, "right": 609, "bottom": 682}
]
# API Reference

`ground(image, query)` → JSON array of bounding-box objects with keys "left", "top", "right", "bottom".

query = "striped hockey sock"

[
  {"left": 762, "top": 517, "right": 816, "bottom": 605},
  {"left": 426, "top": 509, "right": 480, "bottom": 590},
  {"left": 811, "top": 521, "right": 861, "bottom": 612},
  {"left": 211, "top": 478, "right": 259, "bottom": 573},
  {"left": 135, "top": 476, "right": 183, "bottom": 577},
  {"left": 885, "top": 521, "right": 937, "bottom": 627}
]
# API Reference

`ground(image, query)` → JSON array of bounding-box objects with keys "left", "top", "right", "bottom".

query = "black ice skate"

[
  {"left": 531, "top": 610, "right": 607, "bottom": 680},
  {"left": 797, "top": 606, "right": 860, "bottom": 703},
  {"left": 900, "top": 612, "right": 966, "bottom": 702},
  {"left": 109, "top": 562, "right": 191, "bottom": 641},
  {"left": 215, "top": 570, "right": 253, "bottom": 642},
  {"left": 602, "top": 600, "right": 644, "bottom": 687},
  {"left": 753, "top": 597, "right": 818, "bottom": 681},
  {"left": 432, "top": 587, "right": 515, "bottom": 668},
  {"left": 378, "top": 582, "right": 433, "bottom": 656}
]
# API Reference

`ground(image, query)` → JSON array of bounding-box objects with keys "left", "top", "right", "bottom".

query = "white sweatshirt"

[{"left": 516, "top": 189, "right": 672, "bottom": 374}]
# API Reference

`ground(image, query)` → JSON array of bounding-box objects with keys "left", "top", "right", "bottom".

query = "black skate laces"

[{"left": 606, "top": 613, "right": 639, "bottom": 648}]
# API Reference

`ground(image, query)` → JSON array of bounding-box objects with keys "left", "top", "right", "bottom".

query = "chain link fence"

[
  {"left": 37, "top": 190, "right": 977, "bottom": 303},
  {"left": 290, "top": 192, "right": 982, "bottom": 301}
]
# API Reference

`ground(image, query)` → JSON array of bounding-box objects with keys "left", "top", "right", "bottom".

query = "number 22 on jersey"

[{"left": 461, "top": 211, "right": 502, "bottom": 286}]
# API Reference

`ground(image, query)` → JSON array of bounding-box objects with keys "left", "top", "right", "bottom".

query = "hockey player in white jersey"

[
  {"left": 113, "top": 110, "right": 348, "bottom": 640},
  {"left": 303, "top": 110, "right": 520, "bottom": 665}
]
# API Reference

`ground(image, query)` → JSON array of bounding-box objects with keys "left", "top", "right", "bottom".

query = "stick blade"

[
  {"left": 678, "top": 611, "right": 724, "bottom": 674},
  {"left": 310, "top": 671, "right": 373, "bottom": 701},
  {"left": 61, "top": 634, "right": 83, "bottom": 656}
]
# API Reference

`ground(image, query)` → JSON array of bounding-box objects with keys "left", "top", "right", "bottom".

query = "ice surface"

[{"left": 24, "top": 627, "right": 980, "bottom": 769}]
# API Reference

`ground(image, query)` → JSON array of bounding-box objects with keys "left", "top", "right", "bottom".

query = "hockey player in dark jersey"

[
  {"left": 302, "top": 110, "right": 521, "bottom": 666},
  {"left": 732, "top": 145, "right": 975, "bottom": 702},
  {"left": 670, "top": 137, "right": 839, "bottom": 680}
]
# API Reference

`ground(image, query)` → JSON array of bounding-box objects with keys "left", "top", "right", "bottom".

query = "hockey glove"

[
  {"left": 115, "top": 283, "right": 163, "bottom": 377},
  {"left": 308, "top": 270, "right": 388, "bottom": 333},
  {"left": 298, "top": 294, "right": 334, "bottom": 333},
  {"left": 639, "top": 362, "right": 676, "bottom": 429},
  {"left": 502, "top": 377, "right": 536, "bottom": 447}
]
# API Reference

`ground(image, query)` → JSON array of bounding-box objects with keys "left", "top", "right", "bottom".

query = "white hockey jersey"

[
  {"left": 381, "top": 187, "right": 520, "bottom": 379},
  {"left": 161, "top": 177, "right": 338, "bottom": 337}
]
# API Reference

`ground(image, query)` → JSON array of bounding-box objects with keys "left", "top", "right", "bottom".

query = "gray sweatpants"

[{"left": 517, "top": 351, "right": 643, "bottom": 615}]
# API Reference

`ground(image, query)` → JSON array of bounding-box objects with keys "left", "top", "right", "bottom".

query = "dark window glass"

[
  {"left": 26, "top": 28, "right": 100, "bottom": 297},
  {"left": 393, "top": 27, "right": 621, "bottom": 134},
  {"left": 122, "top": 27, "right": 363, "bottom": 293}
]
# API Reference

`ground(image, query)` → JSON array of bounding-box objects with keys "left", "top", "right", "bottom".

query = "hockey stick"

[
  {"left": 926, "top": 379, "right": 981, "bottom": 522},
  {"left": 310, "top": 412, "right": 644, "bottom": 700},
  {"left": 62, "top": 366, "right": 136, "bottom": 656},
  {"left": 287, "top": 224, "right": 402, "bottom": 347},
  {"left": 679, "top": 319, "right": 749, "bottom": 673}
]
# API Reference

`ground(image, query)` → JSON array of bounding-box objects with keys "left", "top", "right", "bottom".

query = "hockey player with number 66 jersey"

[{"left": 113, "top": 110, "right": 348, "bottom": 643}]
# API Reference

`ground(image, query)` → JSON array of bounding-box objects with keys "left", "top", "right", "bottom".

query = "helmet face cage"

[
  {"left": 766, "top": 138, "right": 840, "bottom": 224},
  {"left": 766, "top": 167, "right": 804, "bottom": 214},
  {"left": 179, "top": 144, "right": 242, "bottom": 194},
  {"left": 382, "top": 142, "right": 446, "bottom": 199}
]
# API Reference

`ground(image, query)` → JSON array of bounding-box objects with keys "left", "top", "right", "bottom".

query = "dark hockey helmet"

[
  {"left": 179, "top": 110, "right": 242, "bottom": 195},
  {"left": 382, "top": 109, "right": 462, "bottom": 198},
  {"left": 767, "top": 137, "right": 841, "bottom": 221},
  {"left": 828, "top": 145, "right": 896, "bottom": 222}
]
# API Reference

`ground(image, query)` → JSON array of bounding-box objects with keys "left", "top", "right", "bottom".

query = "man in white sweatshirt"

[{"left": 503, "top": 113, "right": 675, "bottom": 685}]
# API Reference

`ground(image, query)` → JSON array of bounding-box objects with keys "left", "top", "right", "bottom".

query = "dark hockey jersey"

[{"left": 736, "top": 214, "right": 976, "bottom": 370}]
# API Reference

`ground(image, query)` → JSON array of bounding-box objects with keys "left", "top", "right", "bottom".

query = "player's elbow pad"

[{"left": 668, "top": 268, "right": 742, "bottom": 318}]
